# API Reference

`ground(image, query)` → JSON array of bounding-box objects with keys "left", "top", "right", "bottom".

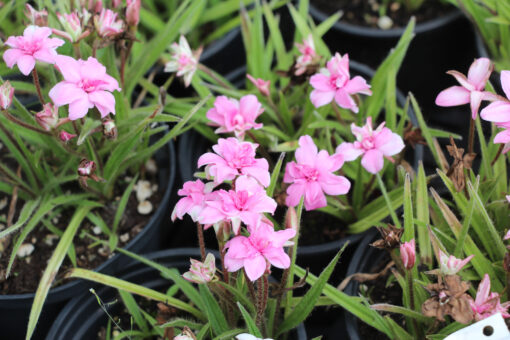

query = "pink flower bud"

[
  {"left": 36, "top": 103, "right": 58, "bottom": 131},
  {"left": 78, "top": 159, "right": 96, "bottom": 176},
  {"left": 438, "top": 250, "right": 474, "bottom": 275},
  {"left": 94, "top": 9, "right": 123, "bottom": 38},
  {"left": 59, "top": 130, "right": 77, "bottom": 142},
  {"left": 112, "top": 0, "right": 122, "bottom": 8},
  {"left": 0, "top": 81, "right": 14, "bottom": 110},
  {"left": 400, "top": 239, "right": 416, "bottom": 270},
  {"left": 126, "top": 0, "right": 141, "bottom": 27},
  {"left": 246, "top": 74, "right": 270, "bottom": 97},
  {"left": 182, "top": 253, "right": 216, "bottom": 284},
  {"left": 505, "top": 230, "right": 510, "bottom": 241},
  {"left": 54, "top": 12, "right": 90, "bottom": 43},
  {"left": 24, "top": 4, "right": 48, "bottom": 26},
  {"left": 88, "top": 0, "right": 103, "bottom": 13},
  {"left": 285, "top": 206, "right": 298, "bottom": 233}
]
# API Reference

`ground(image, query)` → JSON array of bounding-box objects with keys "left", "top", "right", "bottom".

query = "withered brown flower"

[
  {"left": 446, "top": 136, "right": 476, "bottom": 192},
  {"left": 403, "top": 122, "right": 426, "bottom": 149},
  {"left": 422, "top": 275, "right": 474, "bottom": 324},
  {"left": 371, "top": 224, "right": 403, "bottom": 250}
]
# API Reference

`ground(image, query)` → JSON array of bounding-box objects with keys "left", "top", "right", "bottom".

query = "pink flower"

[
  {"left": 436, "top": 58, "right": 497, "bottom": 119},
  {"left": 94, "top": 9, "right": 123, "bottom": 38},
  {"left": 59, "top": 130, "right": 76, "bottom": 142},
  {"left": 164, "top": 35, "right": 201, "bottom": 88},
  {"left": 49, "top": 55, "right": 120, "bottom": 120},
  {"left": 247, "top": 74, "right": 270, "bottom": 97},
  {"left": 171, "top": 180, "right": 215, "bottom": 222},
  {"left": 224, "top": 221, "right": 295, "bottom": 281},
  {"left": 504, "top": 229, "right": 510, "bottom": 241},
  {"left": 53, "top": 11, "right": 91, "bottom": 43},
  {"left": 3, "top": 25, "right": 64, "bottom": 76},
  {"left": 182, "top": 253, "right": 216, "bottom": 284},
  {"left": 400, "top": 239, "right": 416, "bottom": 270},
  {"left": 0, "top": 81, "right": 14, "bottom": 110},
  {"left": 309, "top": 53, "right": 372, "bottom": 112},
  {"left": 197, "top": 137, "right": 270, "bottom": 187},
  {"left": 295, "top": 34, "right": 318, "bottom": 76},
  {"left": 36, "top": 103, "right": 58, "bottom": 130},
  {"left": 336, "top": 117, "right": 405, "bottom": 174},
  {"left": 284, "top": 135, "right": 350, "bottom": 211},
  {"left": 88, "top": 0, "right": 103, "bottom": 13},
  {"left": 470, "top": 274, "right": 510, "bottom": 321},
  {"left": 126, "top": 0, "right": 141, "bottom": 27},
  {"left": 438, "top": 250, "right": 474, "bottom": 275},
  {"left": 24, "top": 4, "right": 48, "bottom": 26},
  {"left": 206, "top": 95, "right": 264, "bottom": 139},
  {"left": 199, "top": 176, "right": 277, "bottom": 235}
]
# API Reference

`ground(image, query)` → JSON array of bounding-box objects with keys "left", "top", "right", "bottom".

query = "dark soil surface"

[
  {"left": 300, "top": 209, "right": 347, "bottom": 246},
  {"left": 312, "top": 0, "right": 454, "bottom": 29},
  {"left": 0, "top": 168, "right": 162, "bottom": 295}
]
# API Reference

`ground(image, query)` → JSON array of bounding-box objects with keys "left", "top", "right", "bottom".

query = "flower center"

[
  {"left": 232, "top": 114, "right": 245, "bottom": 128},
  {"left": 226, "top": 145, "right": 255, "bottom": 170},
  {"left": 78, "top": 79, "right": 104, "bottom": 93},
  {"left": 300, "top": 164, "right": 320, "bottom": 182},
  {"left": 233, "top": 190, "right": 250, "bottom": 210}
]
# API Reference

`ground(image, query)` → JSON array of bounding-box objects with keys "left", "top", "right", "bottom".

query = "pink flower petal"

[
  {"left": 470, "top": 90, "right": 484, "bottom": 119},
  {"left": 49, "top": 82, "right": 86, "bottom": 106},
  {"left": 481, "top": 101, "right": 510, "bottom": 123},
  {"left": 336, "top": 142, "right": 363, "bottom": 161},
  {"left": 361, "top": 149, "right": 384, "bottom": 174},
  {"left": 16, "top": 55, "right": 36, "bottom": 76},
  {"left": 344, "top": 76, "right": 372, "bottom": 95},
  {"left": 310, "top": 73, "right": 335, "bottom": 92},
  {"left": 310, "top": 89, "right": 335, "bottom": 108},
  {"left": 435, "top": 86, "right": 470, "bottom": 107},
  {"left": 320, "top": 173, "right": 351, "bottom": 196},
  {"left": 2, "top": 49, "right": 24, "bottom": 68},
  {"left": 88, "top": 90, "right": 116, "bottom": 117},
  {"left": 295, "top": 135, "right": 318, "bottom": 165},
  {"left": 468, "top": 58, "right": 492, "bottom": 90},
  {"left": 285, "top": 183, "right": 305, "bottom": 207},
  {"left": 68, "top": 97, "right": 93, "bottom": 120},
  {"left": 304, "top": 181, "right": 327, "bottom": 211},
  {"left": 55, "top": 55, "right": 81, "bottom": 82},
  {"left": 244, "top": 254, "right": 266, "bottom": 281},
  {"left": 501, "top": 71, "right": 510, "bottom": 100},
  {"left": 335, "top": 89, "right": 357, "bottom": 112}
]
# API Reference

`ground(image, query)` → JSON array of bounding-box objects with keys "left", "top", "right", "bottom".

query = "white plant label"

[{"left": 444, "top": 313, "right": 510, "bottom": 340}]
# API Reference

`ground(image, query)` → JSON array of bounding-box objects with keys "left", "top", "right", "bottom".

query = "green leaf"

[
  {"left": 266, "top": 152, "right": 285, "bottom": 197},
  {"left": 198, "top": 284, "right": 229, "bottom": 335},
  {"left": 237, "top": 302, "right": 262, "bottom": 337},
  {"left": 415, "top": 163, "right": 431, "bottom": 265},
  {"left": 67, "top": 268, "right": 205, "bottom": 321},
  {"left": 0, "top": 198, "right": 40, "bottom": 239},
  {"left": 77, "top": 118, "right": 101, "bottom": 145},
  {"left": 118, "top": 290, "right": 149, "bottom": 334},
  {"left": 277, "top": 246, "right": 346, "bottom": 335},
  {"left": 402, "top": 173, "right": 414, "bottom": 241},
  {"left": 371, "top": 304, "right": 432, "bottom": 323},
  {"left": 112, "top": 175, "right": 138, "bottom": 236},
  {"left": 26, "top": 205, "right": 93, "bottom": 340}
]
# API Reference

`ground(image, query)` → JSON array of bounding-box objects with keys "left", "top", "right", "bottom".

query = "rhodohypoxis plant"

[
  {"left": 0, "top": 1, "right": 209, "bottom": 338},
  {"left": 65, "top": 85, "right": 346, "bottom": 339}
]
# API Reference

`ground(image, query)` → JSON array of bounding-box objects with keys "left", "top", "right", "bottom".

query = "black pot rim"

[
  {"left": 46, "top": 248, "right": 307, "bottom": 340},
  {"left": 0, "top": 140, "right": 176, "bottom": 303},
  {"left": 200, "top": 27, "right": 241, "bottom": 63},
  {"left": 309, "top": 3, "right": 462, "bottom": 38},
  {"left": 344, "top": 228, "right": 381, "bottom": 339}
]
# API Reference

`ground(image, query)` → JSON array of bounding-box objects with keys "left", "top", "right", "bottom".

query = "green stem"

[
  {"left": 284, "top": 198, "right": 304, "bottom": 318},
  {"left": 468, "top": 118, "right": 475, "bottom": 155},
  {"left": 407, "top": 270, "right": 420, "bottom": 337},
  {"left": 376, "top": 173, "right": 401, "bottom": 228}
]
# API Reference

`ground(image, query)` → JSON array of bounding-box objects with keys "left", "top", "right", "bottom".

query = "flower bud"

[
  {"left": 59, "top": 130, "right": 77, "bottom": 142},
  {"left": 505, "top": 229, "right": 510, "bottom": 241},
  {"left": 112, "top": 0, "right": 122, "bottom": 8},
  {"left": 54, "top": 12, "right": 90, "bottom": 43},
  {"left": 94, "top": 9, "right": 123, "bottom": 38},
  {"left": 0, "top": 81, "right": 14, "bottom": 110},
  {"left": 87, "top": 0, "right": 103, "bottom": 13},
  {"left": 36, "top": 104, "right": 58, "bottom": 131},
  {"left": 285, "top": 206, "right": 298, "bottom": 233},
  {"left": 24, "top": 4, "right": 48, "bottom": 26},
  {"left": 102, "top": 118, "right": 117, "bottom": 139},
  {"left": 182, "top": 253, "right": 216, "bottom": 284},
  {"left": 175, "top": 327, "right": 196, "bottom": 340},
  {"left": 126, "top": 0, "right": 141, "bottom": 27},
  {"left": 78, "top": 159, "right": 96, "bottom": 176},
  {"left": 438, "top": 250, "right": 474, "bottom": 275},
  {"left": 400, "top": 239, "right": 416, "bottom": 270},
  {"left": 246, "top": 74, "right": 270, "bottom": 97}
]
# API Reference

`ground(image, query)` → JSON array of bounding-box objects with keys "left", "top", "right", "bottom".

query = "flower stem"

[
  {"left": 256, "top": 275, "right": 268, "bottom": 334},
  {"left": 2, "top": 110, "right": 51, "bottom": 135},
  {"left": 491, "top": 144, "right": 504, "bottom": 166},
  {"left": 376, "top": 173, "right": 401, "bottom": 229},
  {"left": 284, "top": 198, "right": 304, "bottom": 318},
  {"left": 32, "top": 68, "right": 45, "bottom": 105},
  {"left": 245, "top": 270, "right": 257, "bottom": 304},
  {"left": 407, "top": 270, "right": 420, "bottom": 337},
  {"left": 468, "top": 118, "right": 475, "bottom": 155},
  {"left": 196, "top": 222, "right": 206, "bottom": 261},
  {"left": 197, "top": 63, "right": 230, "bottom": 89}
]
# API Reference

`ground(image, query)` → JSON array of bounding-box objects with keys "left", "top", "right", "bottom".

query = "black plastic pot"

[
  {"left": 46, "top": 248, "right": 308, "bottom": 340},
  {"left": 201, "top": 28, "right": 245, "bottom": 76},
  {"left": 0, "top": 138, "right": 176, "bottom": 340},
  {"left": 309, "top": 4, "right": 476, "bottom": 115},
  {"left": 342, "top": 229, "right": 386, "bottom": 339}
]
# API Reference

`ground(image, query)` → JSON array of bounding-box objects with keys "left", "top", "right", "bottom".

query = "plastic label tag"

[{"left": 444, "top": 313, "right": 510, "bottom": 340}]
